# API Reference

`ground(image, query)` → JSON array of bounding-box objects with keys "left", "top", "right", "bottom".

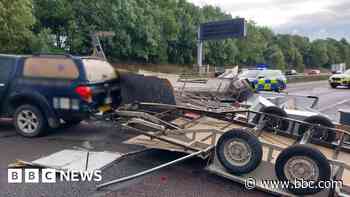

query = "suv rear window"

[
  {"left": 82, "top": 59, "right": 117, "bottom": 82},
  {"left": 23, "top": 57, "right": 79, "bottom": 79}
]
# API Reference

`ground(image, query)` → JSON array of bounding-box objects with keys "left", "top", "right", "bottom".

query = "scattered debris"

[{"left": 9, "top": 150, "right": 122, "bottom": 172}]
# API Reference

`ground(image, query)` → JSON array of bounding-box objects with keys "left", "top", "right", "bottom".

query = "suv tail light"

[{"left": 75, "top": 86, "right": 92, "bottom": 103}]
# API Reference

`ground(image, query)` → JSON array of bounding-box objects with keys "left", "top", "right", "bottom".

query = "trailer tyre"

[
  {"left": 299, "top": 115, "right": 336, "bottom": 143},
  {"left": 254, "top": 106, "right": 289, "bottom": 131},
  {"left": 275, "top": 145, "right": 331, "bottom": 195},
  {"left": 216, "top": 129, "right": 262, "bottom": 175}
]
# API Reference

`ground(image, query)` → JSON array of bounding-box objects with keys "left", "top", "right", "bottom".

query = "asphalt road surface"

[
  {"left": 0, "top": 123, "right": 266, "bottom": 197},
  {"left": 286, "top": 80, "right": 350, "bottom": 121},
  {"left": 0, "top": 80, "right": 348, "bottom": 197}
]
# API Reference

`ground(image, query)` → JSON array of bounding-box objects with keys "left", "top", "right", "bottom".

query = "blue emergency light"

[{"left": 256, "top": 64, "right": 268, "bottom": 70}]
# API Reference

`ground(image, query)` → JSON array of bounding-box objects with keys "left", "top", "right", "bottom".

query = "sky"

[{"left": 188, "top": 0, "right": 350, "bottom": 40}]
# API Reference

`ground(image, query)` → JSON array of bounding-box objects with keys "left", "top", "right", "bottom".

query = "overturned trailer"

[
  {"left": 94, "top": 102, "right": 350, "bottom": 196},
  {"left": 175, "top": 76, "right": 342, "bottom": 145}
]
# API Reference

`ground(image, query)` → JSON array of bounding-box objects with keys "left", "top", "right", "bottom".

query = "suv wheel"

[{"left": 14, "top": 105, "right": 47, "bottom": 137}]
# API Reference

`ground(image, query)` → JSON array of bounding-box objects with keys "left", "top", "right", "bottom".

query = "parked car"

[
  {"left": 329, "top": 69, "right": 350, "bottom": 88},
  {"left": 238, "top": 69, "right": 287, "bottom": 92},
  {"left": 0, "top": 54, "right": 122, "bottom": 137},
  {"left": 308, "top": 69, "right": 321, "bottom": 75},
  {"left": 285, "top": 69, "right": 297, "bottom": 75}
]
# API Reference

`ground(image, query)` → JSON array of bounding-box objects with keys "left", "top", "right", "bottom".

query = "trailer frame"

[{"left": 94, "top": 102, "right": 350, "bottom": 196}]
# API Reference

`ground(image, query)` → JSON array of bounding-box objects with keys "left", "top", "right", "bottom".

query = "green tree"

[
  {"left": 2, "top": 0, "right": 347, "bottom": 69},
  {"left": 338, "top": 39, "right": 350, "bottom": 68},
  {"left": 0, "top": 0, "right": 35, "bottom": 53},
  {"left": 33, "top": 0, "right": 74, "bottom": 48},
  {"left": 326, "top": 39, "right": 341, "bottom": 65},
  {"left": 294, "top": 50, "right": 305, "bottom": 72},
  {"left": 265, "top": 45, "right": 286, "bottom": 70},
  {"left": 291, "top": 35, "right": 310, "bottom": 66},
  {"left": 310, "top": 40, "right": 329, "bottom": 67},
  {"left": 273, "top": 50, "right": 286, "bottom": 70},
  {"left": 236, "top": 22, "right": 267, "bottom": 66}
]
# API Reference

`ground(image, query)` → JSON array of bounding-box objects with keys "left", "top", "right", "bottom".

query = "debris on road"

[{"left": 9, "top": 150, "right": 122, "bottom": 172}]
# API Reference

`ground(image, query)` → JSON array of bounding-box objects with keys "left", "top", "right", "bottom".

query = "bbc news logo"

[{"left": 8, "top": 169, "right": 102, "bottom": 183}]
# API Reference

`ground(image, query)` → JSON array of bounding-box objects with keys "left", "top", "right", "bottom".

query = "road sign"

[{"left": 199, "top": 18, "right": 246, "bottom": 41}]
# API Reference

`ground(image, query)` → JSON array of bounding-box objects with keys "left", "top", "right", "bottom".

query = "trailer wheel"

[
  {"left": 275, "top": 145, "right": 331, "bottom": 195},
  {"left": 254, "top": 106, "right": 289, "bottom": 131},
  {"left": 299, "top": 115, "right": 336, "bottom": 143},
  {"left": 216, "top": 129, "right": 262, "bottom": 175}
]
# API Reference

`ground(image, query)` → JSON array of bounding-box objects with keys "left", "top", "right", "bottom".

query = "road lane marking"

[{"left": 319, "top": 99, "right": 350, "bottom": 112}]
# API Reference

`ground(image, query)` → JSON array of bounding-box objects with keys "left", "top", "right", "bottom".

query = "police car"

[
  {"left": 238, "top": 69, "right": 287, "bottom": 92},
  {"left": 329, "top": 69, "right": 350, "bottom": 88}
]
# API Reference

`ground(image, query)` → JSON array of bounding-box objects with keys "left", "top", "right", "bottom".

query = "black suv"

[{"left": 0, "top": 54, "right": 121, "bottom": 137}]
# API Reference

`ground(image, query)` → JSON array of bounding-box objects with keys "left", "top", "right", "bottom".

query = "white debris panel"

[{"left": 31, "top": 150, "right": 122, "bottom": 171}]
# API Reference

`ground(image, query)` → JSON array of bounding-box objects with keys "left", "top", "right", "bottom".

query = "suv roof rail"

[{"left": 32, "top": 53, "right": 73, "bottom": 58}]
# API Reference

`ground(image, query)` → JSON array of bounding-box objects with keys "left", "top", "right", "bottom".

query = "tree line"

[{"left": 1, "top": 0, "right": 350, "bottom": 71}]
